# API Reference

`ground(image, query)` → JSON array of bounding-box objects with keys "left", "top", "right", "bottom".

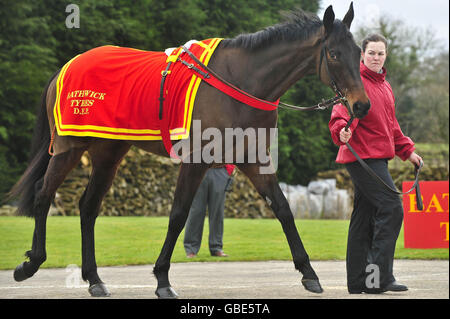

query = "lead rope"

[{"left": 181, "top": 45, "right": 345, "bottom": 112}]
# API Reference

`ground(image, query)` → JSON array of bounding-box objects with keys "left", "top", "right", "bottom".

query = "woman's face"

[{"left": 362, "top": 41, "right": 387, "bottom": 73}]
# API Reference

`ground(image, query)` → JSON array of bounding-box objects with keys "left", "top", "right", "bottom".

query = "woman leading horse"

[{"left": 8, "top": 3, "right": 370, "bottom": 298}]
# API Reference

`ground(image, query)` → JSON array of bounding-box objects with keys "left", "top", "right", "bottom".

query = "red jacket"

[{"left": 329, "top": 62, "right": 415, "bottom": 164}]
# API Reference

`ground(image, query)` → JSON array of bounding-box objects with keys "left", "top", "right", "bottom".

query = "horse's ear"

[
  {"left": 323, "top": 5, "right": 335, "bottom": 37},
  {"left": 342, "top": 2, "right": 354, "bottom": 29}
]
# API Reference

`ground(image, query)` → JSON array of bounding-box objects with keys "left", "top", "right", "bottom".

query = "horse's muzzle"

[{"left": 353, "top": 100, "right": 370, "bottom": 119}]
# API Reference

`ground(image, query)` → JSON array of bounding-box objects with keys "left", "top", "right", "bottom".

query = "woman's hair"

[{"left": 361, "top": 34, "right": 388, "bottom": 53}]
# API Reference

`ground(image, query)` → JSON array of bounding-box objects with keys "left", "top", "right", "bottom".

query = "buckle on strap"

[
  {"left": 159, "top": 62, "right": 173, "bottom": 120},
  {"left": 179, "top": 59, "right": 210, "bottom": 79},
  {"left": 161, "top": 70, "right": 171, "bottom": 77}
]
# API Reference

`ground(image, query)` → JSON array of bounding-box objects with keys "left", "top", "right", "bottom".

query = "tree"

[
  {"left": 0, "top": 0, "right": 58, "bottom": 196},
  {"left": 410, "top": 52, "right": 449, "bottom": 143}
]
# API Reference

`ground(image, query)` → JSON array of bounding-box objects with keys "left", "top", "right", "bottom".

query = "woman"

[{"left": 329, "top": 34, "right": 423, "bottom": 294}]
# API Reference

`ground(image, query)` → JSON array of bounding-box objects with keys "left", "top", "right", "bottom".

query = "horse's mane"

[{"left": 221, "top": 9, "right": 323, "bottom": 50}]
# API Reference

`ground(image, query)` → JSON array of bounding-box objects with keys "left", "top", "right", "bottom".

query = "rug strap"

[{"left": 158, "top": 61, "right": 180, "bottom": 160}]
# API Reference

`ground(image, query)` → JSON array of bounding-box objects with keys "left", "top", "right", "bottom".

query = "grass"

[{"left": 0, "top": 216, "right": 447, "bottom": 270}]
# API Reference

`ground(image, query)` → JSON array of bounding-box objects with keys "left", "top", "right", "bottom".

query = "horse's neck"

[{"left": 217, "top": 38, "right": 321, "bottom": 101}]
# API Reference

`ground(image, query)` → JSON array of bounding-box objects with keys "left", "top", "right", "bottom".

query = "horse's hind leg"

[
  {"left": 14, "top": 148, "right": 85, "bottom": 281},
  {"left": 79, "top": 141, "right": 130, "bottom": 297},
  {"left": 153, "top": 163, "right": 209, "bottom": 299},
  {"left": 237, "top": 163, "right": 323, "bottom": 294}
]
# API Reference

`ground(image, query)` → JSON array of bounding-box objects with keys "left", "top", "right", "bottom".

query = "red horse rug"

[{"left": 53, "top": 38, "right": 222, "bottom": 141}]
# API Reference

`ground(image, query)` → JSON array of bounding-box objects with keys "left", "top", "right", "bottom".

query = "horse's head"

[{"left": 319, "top": 2, "right": 370, "bottom": 119}]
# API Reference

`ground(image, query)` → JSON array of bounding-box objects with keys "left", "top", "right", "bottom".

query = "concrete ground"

[{"left": 0, "top": 260, "right": 448, "bottom": 299}]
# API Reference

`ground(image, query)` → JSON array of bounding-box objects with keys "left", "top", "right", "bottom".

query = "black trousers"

[{"left": 345, "top": 159, "right": 403, "bottom": 292}]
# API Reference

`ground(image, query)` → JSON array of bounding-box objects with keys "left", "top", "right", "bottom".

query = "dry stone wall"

[{"left": 53, "top": 148, "right": 273, "bottom": 218}]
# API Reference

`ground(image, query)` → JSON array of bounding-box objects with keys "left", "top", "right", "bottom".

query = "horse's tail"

[{"left": 5, "top": 70, "right": 60, "bottom": 217}]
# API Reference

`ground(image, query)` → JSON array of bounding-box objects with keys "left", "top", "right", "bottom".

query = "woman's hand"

[
  {"left": 339, "top": 127, "right": 352, "bottom": 143},
  {"left": 408, "top": 152, "right": 423, "bottom": 168}
]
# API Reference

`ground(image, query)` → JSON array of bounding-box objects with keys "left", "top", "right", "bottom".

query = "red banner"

[{"left": 402, "top": 181, "right": 449, "bottom": 248}]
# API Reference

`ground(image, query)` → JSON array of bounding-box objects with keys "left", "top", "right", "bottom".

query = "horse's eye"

[{"left": 329, "top": 50, "right": 338, "bottom": 60}]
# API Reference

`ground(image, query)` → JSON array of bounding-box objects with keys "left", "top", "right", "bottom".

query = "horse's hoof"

[
  {"left": 155, "top": 286, "right": 179, "bottom": 299},
  {"left": 301, "top": 278, "right": 323, "bottom": 293},
  {"left": 89, "top": 283, "right": 111, "bottom": 297},
  {"left": 13, "top": 262, "right": 32, "bottom": 282}
]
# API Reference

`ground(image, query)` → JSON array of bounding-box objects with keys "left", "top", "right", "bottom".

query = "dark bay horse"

[{"left": 8, "top": 4, "right": 370, "bottom": 298}]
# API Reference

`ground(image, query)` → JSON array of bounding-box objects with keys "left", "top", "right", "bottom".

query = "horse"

[{"left": 7, "top": 3, "right": 370, "bottom": 298}]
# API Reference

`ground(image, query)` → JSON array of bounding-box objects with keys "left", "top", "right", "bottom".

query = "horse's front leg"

[
  {"left": 238, "top": 163, "right": 323, "bottom": 293},
  {"left": 153, "top": 163, "right": 209, "bottom": 299}
]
